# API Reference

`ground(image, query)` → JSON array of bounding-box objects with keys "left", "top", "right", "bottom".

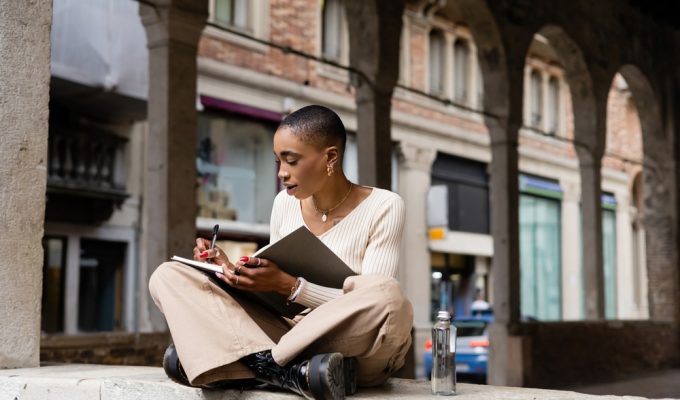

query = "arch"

[
  {"left": 535, "top": 25, "right": 599, "bottom": 155},
  {"left": 610, "top": 64, "right": 675, "bottom": 320},
  {"left": 437, "top": 0, "right": 510, "bottom": 129}
]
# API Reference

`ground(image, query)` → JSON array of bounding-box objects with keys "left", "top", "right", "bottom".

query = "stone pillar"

[
  {"left": 0, "top": 1, "right": 52, "bottom": 368},
  {"left": 345, "top": 0, "right": 405, "bottom": 189},
  {"left": 139, "top": 1, "right": 208, "bottom": 331},
  {"left": 487, "top": 120, "right": 522, "bottom": 386},
  {"left": 397, "top": 143, "right": 436, "bottom": 327},
  {"left": 561, "top": 180, "right": 582, "bottom": 320},
  {"left": 578, "top": 151, "right": 605, "bottom": 320}
]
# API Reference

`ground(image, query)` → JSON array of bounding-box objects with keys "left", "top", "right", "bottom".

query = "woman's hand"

[
  {"left": 193, "top": 238, "right": 232, "bottom": 267},
  {"left": 214, "top": 256, "right": 297, "bottom": 296}
]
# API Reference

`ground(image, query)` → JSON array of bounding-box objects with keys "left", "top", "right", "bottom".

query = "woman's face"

[{"left": 273, "top": 126, "right": 330, "bottom": 199}]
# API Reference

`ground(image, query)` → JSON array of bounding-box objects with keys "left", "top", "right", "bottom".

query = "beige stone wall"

[{"left": 0, "top": 0, "right": 52, "bottom": 368}]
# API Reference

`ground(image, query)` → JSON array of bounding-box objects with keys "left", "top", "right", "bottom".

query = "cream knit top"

[{"left": 269, "top": 186, "right": 405, "bottom": 309}]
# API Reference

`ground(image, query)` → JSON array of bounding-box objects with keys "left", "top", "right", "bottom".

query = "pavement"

[
  {"left": 568, "top": 369, "right": 680, "bottom": 399},
  {"left": 0, "top": 364, "right": 672, "bottom": 400}
]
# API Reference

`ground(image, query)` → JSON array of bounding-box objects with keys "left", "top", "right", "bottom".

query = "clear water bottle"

[{"left": 431, "top": 310, "right": 456, "bottom": 395}]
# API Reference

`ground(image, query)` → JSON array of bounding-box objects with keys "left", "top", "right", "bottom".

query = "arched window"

[
  {"left": 429, "top": 30, "right": 445, "bottom": 95},
  {"left": 321, "top": 0, "right": 344, "bottom": 61},
  {"left": 530, "top": 69, "right": 543, "bottom": 128},
  {"left": 547, "top": 76, "right": 560, "bottom": 134},
  {"left": 453, "top": 39, "right": 470, "bottom": 103}
]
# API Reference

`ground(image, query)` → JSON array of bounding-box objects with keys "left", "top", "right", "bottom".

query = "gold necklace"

[{"left": 312, "top": 183, "right": 353, "bottom": 223}]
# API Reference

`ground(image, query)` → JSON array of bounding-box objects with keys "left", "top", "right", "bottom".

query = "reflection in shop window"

[
  {"left": 430, "top": 252, "right": 476, "bottom": 322},
  {"left": 197, "top": 112, "right": 278, "bottom": 224}
]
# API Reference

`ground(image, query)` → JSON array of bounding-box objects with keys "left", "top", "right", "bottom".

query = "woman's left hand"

[{"left": 215, "top": 256, "right": 296, "bottom": 296}]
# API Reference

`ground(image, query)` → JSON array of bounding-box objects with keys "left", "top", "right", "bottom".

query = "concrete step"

[{"left": 0, "top": 364, "right": 655, "bottom": 400}]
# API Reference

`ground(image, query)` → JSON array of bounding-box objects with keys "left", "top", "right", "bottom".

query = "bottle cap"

[{"left": 437, "top": 310, "right": 451, "bottom": 320}]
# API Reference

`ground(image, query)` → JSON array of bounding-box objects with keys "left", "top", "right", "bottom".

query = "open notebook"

[{"left": 171, "top": 226, "right": 356, "bottom": 318}]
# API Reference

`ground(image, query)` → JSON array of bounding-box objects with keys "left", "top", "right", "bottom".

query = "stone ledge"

[{"left": 0, "top": 364, "right": 653, "bottom": 400}]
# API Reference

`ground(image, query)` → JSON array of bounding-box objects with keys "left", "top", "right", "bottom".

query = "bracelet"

[{"left": 286, "top": 277, "right": 305, "bottom": 305}]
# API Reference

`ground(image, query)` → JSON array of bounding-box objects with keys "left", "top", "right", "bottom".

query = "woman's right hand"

[{"left": 193, "top": 238, "right": 232, "bottom": 268}]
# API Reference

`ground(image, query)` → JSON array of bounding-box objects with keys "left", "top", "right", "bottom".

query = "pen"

[{"left": 209, "top": 224, "right": 219, "bottom": 264}]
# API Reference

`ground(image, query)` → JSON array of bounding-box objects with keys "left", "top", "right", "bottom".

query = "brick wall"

[
  {"left": 199, "top": 1, "right": 640, "bottom": 178},
  {"left": 40, "top": 332, "right": 171, "bottom": 366}
]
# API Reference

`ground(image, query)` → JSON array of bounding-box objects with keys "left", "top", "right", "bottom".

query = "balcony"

[{"left": 46, "top": 126, "right": 129, "bottom": 224}]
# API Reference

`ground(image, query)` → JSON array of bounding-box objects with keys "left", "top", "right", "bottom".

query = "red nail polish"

[
  {"left": 200, "top": 251, "right": 208, "bottom": 258},
  {"left": 239, "top": 256, "right": 249, "bottom": 262}
]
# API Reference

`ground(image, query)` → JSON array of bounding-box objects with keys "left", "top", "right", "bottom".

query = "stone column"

[
  {"left": 139, "top": 1, "right": 208, "bottom": 331},
  {"left": 397, "top": 143, "right": 436, "bottom": 327},
  {"left": 578, "top": 150, "right": 605, "bottom": 320},
  {"left": 0, "top": 0, "right": 52, "bottom": 368},
  {"left": 345, "top": 0, "right": 405, "bottom": 189},
  {"left": 487, "top": 120, "right": 523, "bottom": 387},
  {"left": 561, "top": 180, "right": 582, "bottom": 320}
]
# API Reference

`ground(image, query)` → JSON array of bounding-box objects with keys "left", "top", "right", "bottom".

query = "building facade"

[{"left": 38, "top": 0, "right": 658, "bottom": 381}]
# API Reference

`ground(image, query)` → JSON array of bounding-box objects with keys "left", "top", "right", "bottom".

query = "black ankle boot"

[
  {"left": 242, "top": 350, "right": 357, "bottom": 400},
  {"left": 163, "top": 344, "right": 258, "bottom": 390}
]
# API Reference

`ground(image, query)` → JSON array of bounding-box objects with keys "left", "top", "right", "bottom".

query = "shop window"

[
  {"left": 429, "top": 30, "right": 445, "bottom": 95},
  {"left": 42, "top": 237, "right": 67, "bottom": 333},
  {"left": 431, "top": 153, "right": 489, "bottom": 234},
  {"left": 197, "top": 112, "right": 278, "bottom": 224},
  {"left": 519, "top": 175, "right": 562, "bottom": 320},
  {"left": 430, "top": 253, "right": 476, "bottom": 321},
  {"left": 78, "top": 239, "right": 126, "bottom": 332},
  {"left": 453, "top": 39, "right": 470, "bottom": 103}
]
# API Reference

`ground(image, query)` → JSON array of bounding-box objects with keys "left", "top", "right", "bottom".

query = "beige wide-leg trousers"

[{"left": 149, "top": 261, "right": 414, "bottom": 387}]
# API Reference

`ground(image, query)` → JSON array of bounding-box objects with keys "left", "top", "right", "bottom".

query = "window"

[
  {"left": 453, "top": 39, "right": 470, "bottom": 103},
  {"left": 547, "top": 76, "right": 560, "bottom": 134},
  {"left": 213, "top": 0, "right": 248, "bottom": 29},
  {"left": 530, "top": 69, "right": 543, "bottom": 128},
  {"left": 429, "top": 30, "right": 445, "bottom": 95},
  {"left": 321, "top": 0, "right": 344, "bottom": 61},
  {"left": 519, "top": 175, "right": 562, "bottom": 320},
  {"left": 431, "top": 153, "right": 489, "bottom": 234},
  {"left": 197, "top": 112, "right": 278, "bottom": 224}
]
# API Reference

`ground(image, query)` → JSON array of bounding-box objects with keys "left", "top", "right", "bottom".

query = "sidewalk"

[
  {"left": 0, "top": 364, "right": 661, "bottom": 400},
  {"left": 569, "top": 369, "right": 680, "bottom": 399}
]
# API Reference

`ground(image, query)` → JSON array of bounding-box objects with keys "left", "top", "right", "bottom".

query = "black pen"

[{"left": 209, "top": 224, "right": 219, "bottom": 264}]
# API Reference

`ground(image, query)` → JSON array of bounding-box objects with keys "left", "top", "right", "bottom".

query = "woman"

[{"left": 149, "top": 105, "right": 413, "bottom": 400}]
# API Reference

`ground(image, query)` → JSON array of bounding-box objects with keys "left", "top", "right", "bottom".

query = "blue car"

[{"left": 424, "top": 314, "right": 492, "bottom": 383}]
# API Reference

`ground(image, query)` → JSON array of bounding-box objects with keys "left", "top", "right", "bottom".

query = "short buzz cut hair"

[{"left": 278, "top": 105, "right": 346, "bottom": 154}]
